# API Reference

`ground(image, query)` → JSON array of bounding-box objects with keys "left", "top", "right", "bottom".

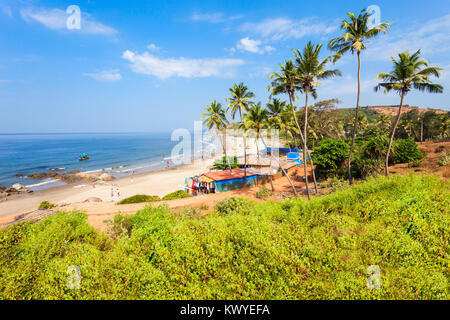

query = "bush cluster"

[
  {"left": 214, "top": 197, "right": 254, "bottom": 216},
  {"left": 162, "top": 190, "right": 193, "bottom": 201},
  {"left": 118, "top": 195, "right": 160, "bottom": 205},
  {"left": 256, "top": 185, "right": 273, "bottom": 199},
  {"left": 1, "top": 175, "right": 448, "bottom": 299},
  {"left": 38, "top": 201, "right": 56, "bottom": 210}
]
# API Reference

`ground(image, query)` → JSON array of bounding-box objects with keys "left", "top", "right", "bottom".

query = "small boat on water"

[{"left": 78, "top": 153, "right": 89, "bottom": 161}]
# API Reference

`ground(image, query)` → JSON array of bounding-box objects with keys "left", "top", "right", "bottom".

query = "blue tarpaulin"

[{"left": 260, "top": 147, "right": 302, "bottom": 153}]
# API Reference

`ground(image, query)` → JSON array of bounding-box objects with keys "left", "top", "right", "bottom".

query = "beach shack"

[
  {"left": 185, "top": 169, "right": 258, "bottom": 195},
  {"left": 203, "top": 169, "right": 258, "bottom": 193}
]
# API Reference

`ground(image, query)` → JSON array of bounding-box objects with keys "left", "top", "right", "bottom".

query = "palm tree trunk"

[
  {"left": 420, "top": 117, "right": 424, "bottom": 142},
  {"left": 288, "top": 93, "right": 318, "bottom": 197},
  {"left": 244, "top": 135, "right": 247, "bottom": 181},
  {"left": 303, "top": 90, "right": 318, "bottom": 195},
  {"left": 347, "top": 51, "right": 361, "bottom": 185},
  {"left": 260, "top": 135, "right": 297, "bottom": 197},
  {"left": 385, "top": 92, "right": 405, "bottom": 177},
  {"left": 222, "top": 131, "right": 232, "bottom": 173},
  {"left": 303, "top": 90, "right": 311, "bottom": 200}
]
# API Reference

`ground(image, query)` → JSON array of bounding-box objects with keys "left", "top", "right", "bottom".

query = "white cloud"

[
  {"left": 191, "top": 12, "right": 243, "bottom": 23},
  {"left": 147, "top": 43, "right": 161, "bottom": 52},
  {"left": 20, "top": 7, "right": 117, "bottom": 35},
  {"left": 320, "top": 76, "right": 377, "bottom": 95},
  {"left": 366, "top": 14, "right": 450, "bottom": 61},
  {"left": 83, "top": 69, "right": 122, "bottom": 82},
  {"left": 122, "top": 50, "right": 244, "bottom": 79},
  {"left": 240, "top": 17, "right": 337, "bottom": 41},
  {"left": 236, "top": 37, "right": 275, "bottom": 54},
  {"left": 248, "top": 66, "right": 273, "bottom": 79}
]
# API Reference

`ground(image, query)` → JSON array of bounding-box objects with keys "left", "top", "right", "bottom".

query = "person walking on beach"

[
  {"left": 166, "top": 160, "right": 170, "bottom": 168},
  {"left": 116, "top": 188, "right": 120, "bottom": 198},
  {"left": 110, "top": 188, "right": 114, "bottom": 199}
]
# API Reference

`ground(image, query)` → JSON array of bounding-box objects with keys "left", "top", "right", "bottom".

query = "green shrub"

[
  {"left": 107, "top": 214, "right": 134, "bottom": 239},
  {"left": 256, "top": 185, "right": 273, "bottom": 199},
  {"left": 392, "top": 138, "right": 425, "bottom": 164},
  {"left": 351, "top": 137, "right": 389, "bottom": 179},
  {"left": 118, "top": 195, "right": 160, "bottom": 205},
  {"left": 438, "top": 151, "right": 450, "bottom": 166},
  {"left": 313, "top": 138, "right": 350, "bottom": 178},
  {"left": 214, "top": 197, "right": 253, "bottom": 216},
  {"left": 162, "top": 190, "right": 193, "bottom": 201},
  {"left": 408, "top": 159, "right": 422, "bottom": 168},
  {"left": 38, "top": 201, "right": 56, "bottom": 210}
]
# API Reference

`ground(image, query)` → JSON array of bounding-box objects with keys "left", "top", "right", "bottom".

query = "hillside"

[
  {"left": 367, "top": 105, "right": 448, "bottom": 117},
  {"left": 0, "top": 174, "right": 448, "bottom": 299}
]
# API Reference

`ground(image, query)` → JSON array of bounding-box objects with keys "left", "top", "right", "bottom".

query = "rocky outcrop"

[
  {"left": 27, "top": 172, "right": 58, "bottom": 179},
  {"left": 99, "top": 173, "right": 115, "bottom": 181},
  {"left": 12, "top": 184, "right": 32, "bottom": 193},
  {"left": 0, "top": 185, "right": 5, "bottom": 192},
  {"left": 3, "top": 184, "right": 32, "bottom": 196},
  {"left": 24, "top": 171, "right": 115, "bottom": 185},
  {"left": 84, "top": 197, "right": 102, "bottom": 203}
]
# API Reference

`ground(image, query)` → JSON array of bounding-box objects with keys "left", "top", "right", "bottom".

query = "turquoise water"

[{"left": 0, "top": 133, "right": 181, "bottom": 189}]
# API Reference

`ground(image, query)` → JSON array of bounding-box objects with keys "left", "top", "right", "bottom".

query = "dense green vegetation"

[
  {"left": 118, "top": 195, "right": 160, "bottom": 205},
  {"left": 1, "top": 174, "right": 448, "bottom": 299},
  {"left": 256, "top": 185, "right": 274, "bottom": 199},
  {"left": 313, "top": 137, "right": 426, "bottom": 179},
  {"left": 201, "top": 7, "right": 445, "bottom": 196},
  {"left": 161, "top": 190, "right": 193, "bottom": 201}
]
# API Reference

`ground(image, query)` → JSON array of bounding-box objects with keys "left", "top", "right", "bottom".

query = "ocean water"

[{"left": 0, "top": 132, "right": 184, "bottom": 190}]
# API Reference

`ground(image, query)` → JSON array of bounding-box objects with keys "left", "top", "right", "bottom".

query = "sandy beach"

[{"left": 0, "top": 133, "right": 286, "bottom": 225}]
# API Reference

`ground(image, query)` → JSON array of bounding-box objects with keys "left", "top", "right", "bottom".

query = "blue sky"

[{"left": 0, "top": 0, "right": 449, "bottom": 133}]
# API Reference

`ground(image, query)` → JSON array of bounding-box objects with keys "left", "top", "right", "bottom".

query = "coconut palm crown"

[
  {"left": 328, "top": 9, "right": 391, "bottom": 61},
  {"left": 292, "top": 42, "right": 342, "bottom": 96},
  {"left": 227, "top": 82, "right": 255, "bottom": 120},
  {"left": 375, "top": 50, "right": 443, "bottom": 95},
  {"left": 374, "top": 49, "right": 443, "bottom": 177},
  {"left": 200, "top": 100, "right": 228, "bottom": 131}
]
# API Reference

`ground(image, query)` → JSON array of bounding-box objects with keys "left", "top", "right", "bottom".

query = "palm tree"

[
  {"left": 266, "top": 98, "right": 288, "bottom": 137},
  {"left": 292, "top": 42, "right": 342, "bottom": 198},
  {"left": 200, "top": 101, "right": 232, "bottom": 172},
  {"left": 227, "top": 82, "right": 255, "bottom": 121},
  {"left": 269, "top": 60, "right": 313, "bottom": 197},
  {"left": 244, "top": 103, "right": 298, "bottom": 196},
  {"left": 328, "top": 9, "right": 390, "bottom": 184},
  {"left": 267, "top": 98, "right": 287, "bottom": 118},
  {"left": 375, "top": 50, "right": 443, "bottom": 177}
]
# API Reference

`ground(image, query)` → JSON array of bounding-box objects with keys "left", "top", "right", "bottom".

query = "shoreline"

[
  {"left": 0, "top": 133, "right": 282, "bottom": 221},
  {"left": 0, "top": 157, "right": 217, "bottom": 219}
]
